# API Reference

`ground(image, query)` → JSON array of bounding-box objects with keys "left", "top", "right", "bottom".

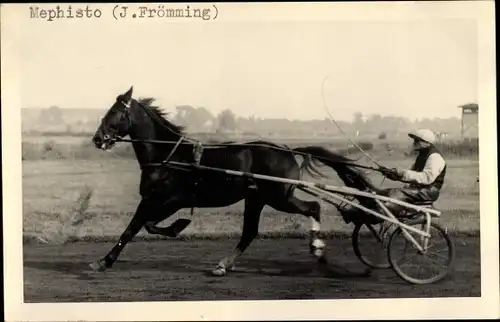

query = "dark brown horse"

[{"left": 90, "top": 87, "right": 378, "bottom": 276}]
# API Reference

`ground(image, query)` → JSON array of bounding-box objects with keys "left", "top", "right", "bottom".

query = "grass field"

[
  {"left": 22, "top": 152, "right": 480, "bottom": 244},
  {"left": 22, "top": 133, "right": 479, "bottom": 161}
]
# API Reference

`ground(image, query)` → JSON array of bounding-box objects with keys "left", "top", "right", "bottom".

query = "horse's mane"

[{"left": 137, "top": 97, "right": 186, "bottom": 135}]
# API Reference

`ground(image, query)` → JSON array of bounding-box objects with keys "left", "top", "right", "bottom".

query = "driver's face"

[{"left": 411, "top": 139, "right": 429, "bottom": 152}]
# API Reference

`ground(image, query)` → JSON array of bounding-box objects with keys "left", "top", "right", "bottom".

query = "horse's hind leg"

[
  {"left": 212, "top": 193, "right": 265, "bottom": 276},
  {"left": 267, "top": 194, "right": 325, "bottom": 260}
]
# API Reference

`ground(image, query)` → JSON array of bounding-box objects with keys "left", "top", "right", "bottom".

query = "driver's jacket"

[{"left": 401, "top": 146, "right": 447, "bottom": 189}]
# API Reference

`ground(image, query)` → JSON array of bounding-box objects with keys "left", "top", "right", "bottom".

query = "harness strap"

[
  {"left": 163, "top": 136, "right": 185, "bottom": 164},
  {"left": 190, "top": 142, "right": 204, "bottom": 217},
  {"left": 192, "top": 141, "right": 204, "bottom": 164}
]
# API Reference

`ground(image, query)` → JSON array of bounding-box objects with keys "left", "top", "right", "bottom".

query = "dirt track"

[{"left": 23, "top": 236, "right": 480, "bottom": 302}]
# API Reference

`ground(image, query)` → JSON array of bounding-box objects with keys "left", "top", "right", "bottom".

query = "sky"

[{"left": 10, "top": 3, "right": 479, "bottom": 121}]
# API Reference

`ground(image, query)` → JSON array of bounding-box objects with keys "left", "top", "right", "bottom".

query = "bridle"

[
  {"left": 97, "top": 98, "right": 133, "bottom": 145},
  {"left": 113, "top": 97, "right": 199, "bottom": 166}
]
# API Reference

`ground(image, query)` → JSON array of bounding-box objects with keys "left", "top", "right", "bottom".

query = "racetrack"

[{"left": 23, "top": 235, "right": 480, "bottom": 302}]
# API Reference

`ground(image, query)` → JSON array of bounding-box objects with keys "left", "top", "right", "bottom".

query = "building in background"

[{"left": 458, "top": 103, "right": 478, "bottom": 139}]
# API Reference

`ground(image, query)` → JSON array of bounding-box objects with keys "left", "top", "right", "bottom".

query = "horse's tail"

[
  {"left": 293, "top": 146, "right": 357, "bottom": 177},
  {"left": 293, "top": 146, "right": 348, "bottom": 179},
  {"left": 293, "top": 146, "right": 378, "bottom": 192},
  {"left": 294, "top": 152, "right": 327, "bottom": 179}
]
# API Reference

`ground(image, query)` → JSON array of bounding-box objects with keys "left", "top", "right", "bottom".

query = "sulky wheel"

[
  {"left": 387, "top": 218, "right": 455, "bottom": 285},
  {"left": 352, "top": 222, "right": 393, "bottom": 269}
]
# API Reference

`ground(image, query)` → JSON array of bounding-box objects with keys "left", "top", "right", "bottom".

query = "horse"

[{"left": 90, "top": 86, "right": 379, "bottom": 276}]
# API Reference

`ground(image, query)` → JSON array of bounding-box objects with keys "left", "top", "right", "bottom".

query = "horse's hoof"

[
  {"left": 89, "top": 260, "right": 106, "bottom": 272},
  {"left": 165, "top": 219, "right": 192, "bottom": 237},
  {"left": 211, "top": 266, "right": 227, "bottom": 276},
  {"left": 310, "top": 238, "right": 326, "bottom": 258}
]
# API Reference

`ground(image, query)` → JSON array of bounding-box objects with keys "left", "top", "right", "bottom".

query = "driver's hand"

[
  {"left": 386, "top": 170, "right": 401, "bottom": 181},
  {"left": 380, "top": 167, "right": 404, "bottom": 181}
]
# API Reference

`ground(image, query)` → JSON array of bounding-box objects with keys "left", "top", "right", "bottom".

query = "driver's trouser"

[{"left": 340, "top": 185, "right": 440, "bottom": 223}]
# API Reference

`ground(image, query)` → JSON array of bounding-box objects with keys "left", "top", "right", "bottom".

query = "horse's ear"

[{"left": 124, "top": 86, "right": 133, "bottom": 101}]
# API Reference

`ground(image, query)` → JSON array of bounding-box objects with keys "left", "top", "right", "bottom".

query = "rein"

[
  {"left": 111, "top": 136, "right": 387, "bottom": 174},
  {"left": 114, "top": 98, "right": 397, "bottom": 177}
]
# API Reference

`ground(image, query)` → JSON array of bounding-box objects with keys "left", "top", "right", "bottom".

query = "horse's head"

[{"left": 93, "top": 87, "right": 134, "bottom": 150}]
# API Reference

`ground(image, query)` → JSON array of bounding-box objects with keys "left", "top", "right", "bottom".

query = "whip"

[
  {"left": 320, "top": 75, "right": 399, "bottom": 189},
  {"left": 321, "top": 75, "right": 382, "bottom": 169}
]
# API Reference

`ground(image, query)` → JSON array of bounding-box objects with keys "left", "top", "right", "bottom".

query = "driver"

[{"left": 341, "top": 128, "right": 447, "bottom": 224}]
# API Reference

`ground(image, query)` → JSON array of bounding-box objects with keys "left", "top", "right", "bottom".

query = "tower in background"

[{"left": 458, "top": 103, "right": 478, "bottom": 139}]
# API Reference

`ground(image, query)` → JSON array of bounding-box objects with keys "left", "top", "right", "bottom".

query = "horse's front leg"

[
  {"left": 142, "top": 173, "right": 195, "bottom": 237},
  {"left": 212, "top": 193, "right": 265, "bottom": 276},
  {"left": 89, "top": 198, "right": 153, "bottom": 272}
]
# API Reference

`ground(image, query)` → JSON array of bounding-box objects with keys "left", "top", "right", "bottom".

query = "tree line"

[{"left": 23, "top": 104, "right": 473, "bottom": 139}]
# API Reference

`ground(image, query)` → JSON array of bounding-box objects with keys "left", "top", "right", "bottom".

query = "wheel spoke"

[
  {"left": 397, "top": 251, "right": 420, "bottom": 266},
  {"left": 421, "top": 253, "right": 448, "bottom": 270},
  {"left": 367, "top": 224, "right": 383, "bottom": 243},
  {"left": 412, "top": 255, "right": 437, "bottom": 279},
  {"left": 425, "top": 242, "right": 448, "bottom": 253},
  {"left": 416, "top": 259, "right": 425, "bottom": 278},
  {"left": 421, "top": 255, "right": 439, "bottom": 277},
  {"left": 424, "top": 256, "right": 441, "bottom": 276},
  {"left": 425, "top": 251, "right": 450, "bottom": 262}
]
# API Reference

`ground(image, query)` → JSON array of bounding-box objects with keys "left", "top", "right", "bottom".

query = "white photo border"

[{"left": 2, "top": 2, "right": 498, "bottom": 321}]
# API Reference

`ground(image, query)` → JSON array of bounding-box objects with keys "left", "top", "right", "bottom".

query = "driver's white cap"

[{"left": 408, "top": 129, "right": 436, "bottom": 144}]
